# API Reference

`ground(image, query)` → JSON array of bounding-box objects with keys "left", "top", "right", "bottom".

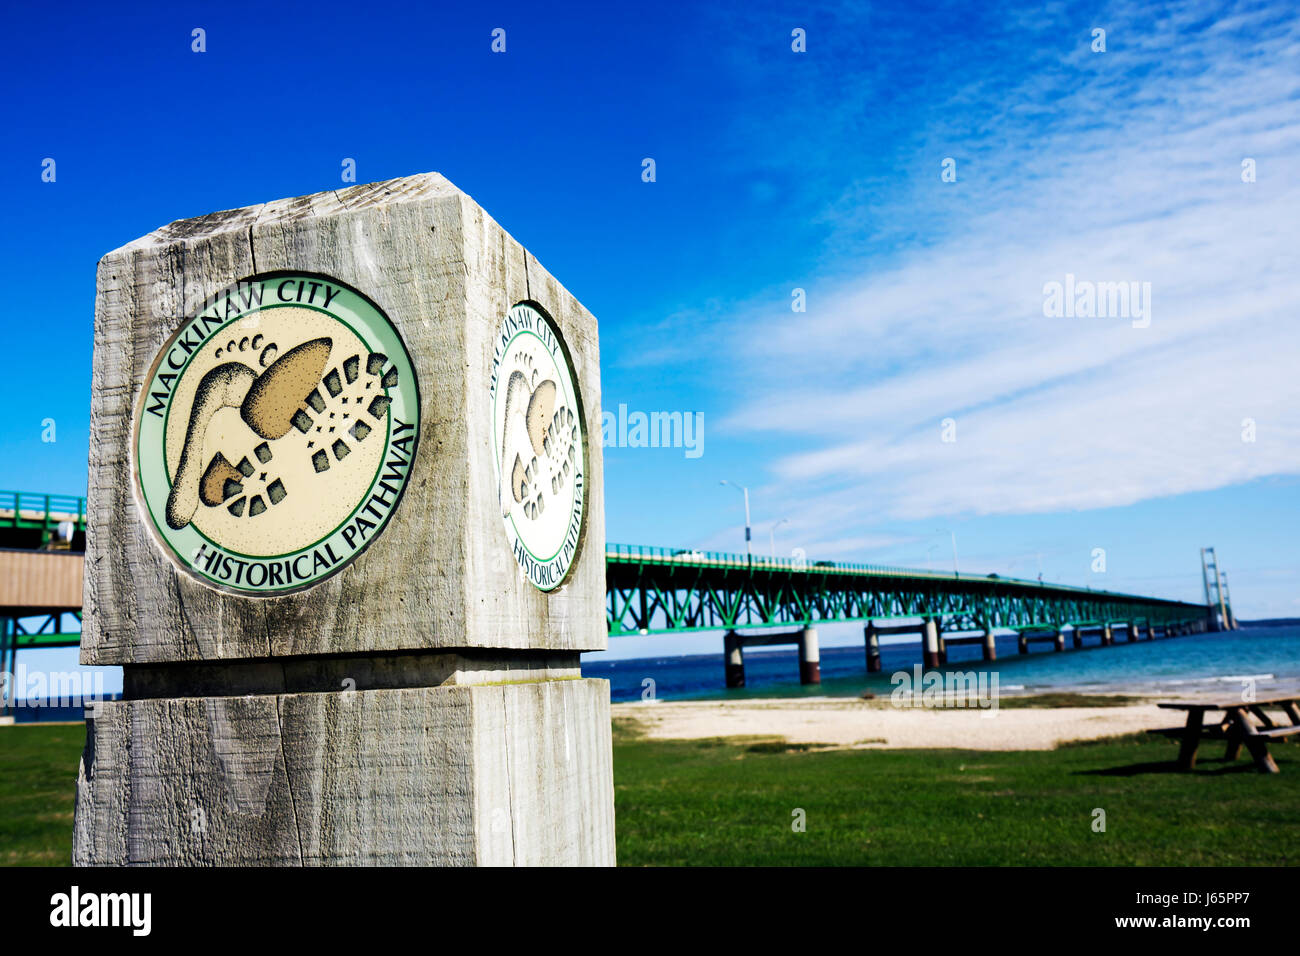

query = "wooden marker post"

[{"left": 72, "top": 173, "right": 614, "bottom": 865}]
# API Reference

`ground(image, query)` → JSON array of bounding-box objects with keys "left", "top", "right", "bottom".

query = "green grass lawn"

[
  {"left": 613, "top": 721, "right": 1300, "bottom": 866},
  {"left": 3, "top": 719, "right": 1298, "bottom": 866},
  {"left": 0, "top": 723, "right": 82, "bottom": 866}
]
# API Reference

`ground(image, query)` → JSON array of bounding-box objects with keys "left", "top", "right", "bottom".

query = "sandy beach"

[{"left": 613, "top": 696, "right": 1180, "bottom": 751}]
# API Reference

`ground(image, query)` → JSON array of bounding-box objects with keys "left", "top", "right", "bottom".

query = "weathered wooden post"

[{"left": 72, "top": 173, "right": 614, "bottom": 865}]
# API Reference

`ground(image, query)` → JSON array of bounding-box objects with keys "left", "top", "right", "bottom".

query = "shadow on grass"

[{"left": 1079, "top": 757, "right": 1273, "bottom": 777}]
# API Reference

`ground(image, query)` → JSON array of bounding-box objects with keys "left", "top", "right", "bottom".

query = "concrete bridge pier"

[
  {"left": 1101, "top": 624, "right": 1114, "bottom": 646},
  {"left": 1072, "top": 628, "right": 1084, "bottom": 649},
  {"left": 1146, "top": 623, "right": 1155, "bottom": 640},
  {"left": 935, "top": 620, "right": 948, "bottom": 664},
  {"left": 1127, "top": 622, "right": 1139, "bottom": 643},
  {"left": 923, "top": 618, "right": 942, "bottom": 668},
  {"left": 1016, "top": 627, "right": 1062, "bottom": 654},
  {"left": 799, "top": 627, "right": 821, "bottom": 685},
  {"left": 724, "top": 627, "right": 820, "bottom": 687},
  {"left": 865, "top": 622, "right": 882, "bottom": 672},
  {"left": 981, "top": 625, "right": 997, "bottom": 662},
  {"left": 724, "top": 630, "right": 746, "bottom": 688}
]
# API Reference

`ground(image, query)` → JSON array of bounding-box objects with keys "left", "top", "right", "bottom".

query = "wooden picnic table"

[{"left": 1153, "top": 695, "right": 1300, "bottom": 774}]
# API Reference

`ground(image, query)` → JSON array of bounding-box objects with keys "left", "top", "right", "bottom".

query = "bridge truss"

[{"left": 605, "top": 545, "right": 1206, "bottom": 636}]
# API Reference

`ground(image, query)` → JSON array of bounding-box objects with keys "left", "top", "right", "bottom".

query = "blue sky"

[{"left": 3, "top": 0, "right": 1298, "bottom": 674}]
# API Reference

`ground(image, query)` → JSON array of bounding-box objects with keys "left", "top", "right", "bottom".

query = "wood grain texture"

[
  {"left": 83, "top": 172, "right": 606, "bottom": 665},
  {"left": 74, "top": 679, "right": 615, "bottom": 865}
]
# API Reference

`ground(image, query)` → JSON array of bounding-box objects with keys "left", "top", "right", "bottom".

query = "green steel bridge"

[
  {"left": 1, "top": 490, "right": 1219, "bottom": 703},
  {"left": 606, "top": 543, "right": 1207, "bottom": 635},
  {"left": 0, "top": 492, "right": 87, "bottom": 714},
  {"left": 606, "top": 543, "right": 1215, "bottom": 686},
  {"left": 0, "top": 490, "right": 86, "bottom": 551}
]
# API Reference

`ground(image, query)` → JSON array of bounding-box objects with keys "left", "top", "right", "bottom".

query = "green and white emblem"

[
  {"left": 133, "top": 272, "right": 420, "bottom": 595},
  {"left": 491, "top": 302, "right": 586, "bottom": 591}
]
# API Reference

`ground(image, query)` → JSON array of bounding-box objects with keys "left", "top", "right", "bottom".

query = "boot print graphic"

[{"left": 165, "top": 333, "right": 401, "bottom": 533}]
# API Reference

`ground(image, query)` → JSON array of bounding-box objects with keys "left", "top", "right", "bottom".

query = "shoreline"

[{"left": 612, "top": 692, "right": 1241, "bottom": 751}]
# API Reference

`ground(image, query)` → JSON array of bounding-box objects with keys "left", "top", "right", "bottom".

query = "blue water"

[
  {"left": 583, "top": 624, "right": 1300, "bottom": 703},
  {"left": 6, "top": 694, "right": 122, "bottom": 724},
  {"left": 4, "top": 628, "right": 1294, "bottom": 720}
]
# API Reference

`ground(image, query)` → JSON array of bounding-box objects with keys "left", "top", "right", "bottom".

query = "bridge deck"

[
  {"left": 0, "top": 490, "right": 87, "bottom": 551},
  {"left": 606, "top": 543, "right": 1206, "bottom": 635},
  {"left": 0, "top": 550, "right": 84, "bottom": 614}
]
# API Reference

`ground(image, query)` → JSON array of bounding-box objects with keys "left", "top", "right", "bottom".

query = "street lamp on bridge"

[
  {"left": 720, "top": 480, "right": 751, "bottom": 558},
  {"left": 935, "top": 527, "right": 959, "bottom": 576},
  {"left": 769, "top": 517, "right": 789, "bottom": 559}
]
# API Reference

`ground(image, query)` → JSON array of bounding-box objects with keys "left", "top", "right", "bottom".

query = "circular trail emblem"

[
  {"left": 134, "top": 272, "right": 420, "bottom": 596},
  {"left": 491, "top": 302, "right": 585, "bottom": 592}
]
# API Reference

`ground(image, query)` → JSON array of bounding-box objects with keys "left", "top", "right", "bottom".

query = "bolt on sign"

[
  {"left": 491, "top": 302, "right": 586, "bottom": 591},
  {"left": 133, "top": 272, "right": 420, "bottom": 595}
]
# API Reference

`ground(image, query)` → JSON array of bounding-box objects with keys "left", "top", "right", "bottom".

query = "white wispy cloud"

[{"left": 698, "top": 0, "right": 1300, "bottom": 538}]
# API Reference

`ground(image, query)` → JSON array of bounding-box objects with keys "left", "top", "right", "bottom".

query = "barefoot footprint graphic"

[{"left": 499, "top": 349, "right": 578, "bottom": 523}]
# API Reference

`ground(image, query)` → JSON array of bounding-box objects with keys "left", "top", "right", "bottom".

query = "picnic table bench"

[{"left": 1150, "top": 695, "right": 1300, "bottom": 774}]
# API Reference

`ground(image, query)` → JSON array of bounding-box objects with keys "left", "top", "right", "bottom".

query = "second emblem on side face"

[{"left": 490, "top": 302, "right": 586, "bottom": 592}]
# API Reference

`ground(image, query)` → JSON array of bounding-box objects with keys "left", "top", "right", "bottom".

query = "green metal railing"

[
  {"left": 606, "top": 543, "right": 1193, "bottom": 602},
  {"left": 0, "top": 490, "right": 87, "bottom": 545}
]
